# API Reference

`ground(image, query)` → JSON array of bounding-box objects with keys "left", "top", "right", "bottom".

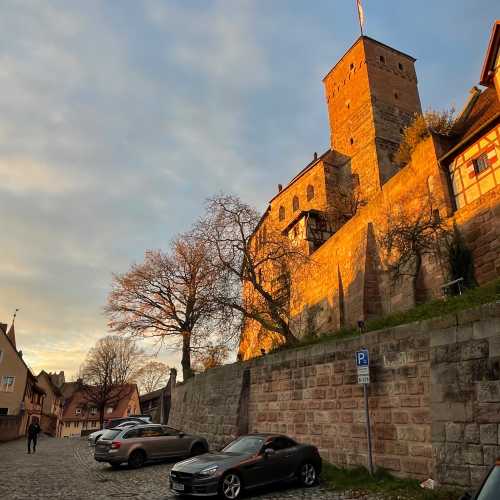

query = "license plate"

[{"left": 172, "top": 482, "right": 185, "bottom": 491}]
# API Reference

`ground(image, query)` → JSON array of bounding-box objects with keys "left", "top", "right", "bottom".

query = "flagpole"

[{"left": 356, "top": 0, "right": 364, "bottom": 36}]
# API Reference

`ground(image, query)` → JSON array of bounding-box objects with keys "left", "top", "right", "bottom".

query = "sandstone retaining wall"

[{"left": 169, "top": 301, "right": 500, "bottom": 487}]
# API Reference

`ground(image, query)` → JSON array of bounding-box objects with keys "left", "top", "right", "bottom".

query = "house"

[
  {"left": 0, "top": 320, "right": 45, "bottom": 441},
  {"left": 37, "top": 371, "right": 64, "bottom": 437},
  {"left": 60, "top": 383, "right": 140, "bottom": 437}
]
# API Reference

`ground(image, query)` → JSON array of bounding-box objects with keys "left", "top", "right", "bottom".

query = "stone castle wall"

[{"left": 170, "top": 302, "right": 500, "bottom": 487}]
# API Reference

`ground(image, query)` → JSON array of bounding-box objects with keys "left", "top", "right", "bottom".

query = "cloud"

[{"left": 0, "top": 157, "right": 87, "bottom": 194}]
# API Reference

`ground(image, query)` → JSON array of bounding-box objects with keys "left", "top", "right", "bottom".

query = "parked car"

[
  {"left": 94, "top": 424, "right": 208, "bottom": 469},
  {"left": 103, "top": 416, "right": 150, "bottom": 429},
  {"left": 87, "top": 421, "right": 139, "bottom": 446},
  {"left": 169, "top": 433, "right": 321, "bottom": 499},
  {"left": 459, "top": 460, "right": 500, "bottom": 500}
]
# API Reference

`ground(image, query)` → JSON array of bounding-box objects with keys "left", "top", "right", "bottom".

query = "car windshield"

[
  {"left": 477, "top": 466, "right": 500, "bottom": 500},
  {"left": 222, "top": 436, "right": 265, "bottom": 454},
  {"left": 100, "top": 429, "right": 121, "bottom": 440}
]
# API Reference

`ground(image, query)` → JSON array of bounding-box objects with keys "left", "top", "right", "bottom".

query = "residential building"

[
  {"left": 0, "top": 320, "right": 45, "bottom": 441},
  {"left": 60, "top": 384, "right": 140, "bottom": 438},
  {"left": 37, "top": 371, "right": 64, "bottom": 437}
]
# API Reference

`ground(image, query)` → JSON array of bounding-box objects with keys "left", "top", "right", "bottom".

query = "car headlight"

[{"left": 197, "top": 466, "right": 218, "bottom": 477}]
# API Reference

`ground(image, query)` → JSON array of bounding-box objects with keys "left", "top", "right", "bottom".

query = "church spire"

[{"left": 7, "top": 308, "right": 19, "bottom": 347}]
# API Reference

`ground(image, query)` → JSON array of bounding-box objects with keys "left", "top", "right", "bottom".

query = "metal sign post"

[{"left": 356, "top": 348, "right": 373, "bottom": 475}]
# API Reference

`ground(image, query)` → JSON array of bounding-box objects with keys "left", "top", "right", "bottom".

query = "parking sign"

[{"left": 356, "top": 349, "right": 369, "bottom": 367}]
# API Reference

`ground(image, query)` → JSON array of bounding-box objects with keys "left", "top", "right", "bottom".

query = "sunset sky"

[{"left": 0, "top": 0, "right": 498, "bottom": 380}]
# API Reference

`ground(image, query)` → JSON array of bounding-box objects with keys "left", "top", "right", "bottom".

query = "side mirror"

[
  {"left": 178, "top": 432, "right": 185, "bottom": 438},
  {"left": 264, "top": 448, "right": 275, "bottom": 457}
]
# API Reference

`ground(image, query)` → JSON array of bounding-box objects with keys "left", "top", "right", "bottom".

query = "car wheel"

[
  {"left": 190, "top": 443, "right": 206, "bottom": 457},
  {"left": 128, "top": 450, "right": 146, "bottom": 469},
  {"left": 219, "top": 472, "right": 242, "bottom": 500},
  {"left": 298, "top": 462, "right": 318, "bottom": 487}
]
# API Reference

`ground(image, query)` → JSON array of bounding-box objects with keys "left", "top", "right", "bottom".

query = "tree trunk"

[
  {"left": 181, "top": 331, "right": 194, "bottom": 380},
  {"left": 412, "top": 251, "right": 423, "bottom": 305},
  {"left": 99, "top": 406, "right": 105, "bottom": 429}
]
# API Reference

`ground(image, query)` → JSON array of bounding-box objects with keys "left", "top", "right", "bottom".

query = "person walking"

[{"left": 27, "top": 419, "right": 41, "bottom": 454}]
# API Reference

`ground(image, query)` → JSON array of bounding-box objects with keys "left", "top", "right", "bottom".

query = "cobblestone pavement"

[{"left": 0, "top": 436, "right": 379, "bottom": 500}]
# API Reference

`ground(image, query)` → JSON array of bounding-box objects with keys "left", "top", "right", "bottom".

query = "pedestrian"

[{"left": 27, "top": 419, "right": 41, "bottom": 454}]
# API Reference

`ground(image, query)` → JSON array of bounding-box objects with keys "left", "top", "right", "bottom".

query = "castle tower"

[{"left": 323, "top": 36, "right": 422, "bottom": 200}]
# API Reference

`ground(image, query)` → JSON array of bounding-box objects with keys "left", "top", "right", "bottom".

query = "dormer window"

[
  {"left": 398, "top": 62, "right": 404, "bottom": 71},
  {"left": 75, "top": 408, "right": 82, "bottom": 415},
  {"left": 380, "top": 55, "right": 386, "bottom": 64},
  {"left": 292, "top": 196, "right": 299, "bottom": 212}
]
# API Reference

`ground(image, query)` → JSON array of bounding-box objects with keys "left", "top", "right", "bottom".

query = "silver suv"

[{"left": 94, "top": 424, "right": 208, "bottom": 469}]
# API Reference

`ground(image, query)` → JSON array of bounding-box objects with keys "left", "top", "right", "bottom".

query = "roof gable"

[{"left": 480, "top": 20, "right": 500, "bottom": 86}]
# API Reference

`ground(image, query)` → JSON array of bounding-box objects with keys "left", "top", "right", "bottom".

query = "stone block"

[
  {"left": 444, "top": 443, "right": 464, "bottom": 465},
  {"left": 470, "top": 465, "right": 490, "bottom": 486},
  {"left": 483, "top": 445, "right": 500, "bottom": 465},
  {"left": 375, "top": 456, "right": 401, "bottom": 471},
  {"left": 464, "top": 444, "right": 483, "bottom": 465},
  {"left": 480, "top": 423, "right": 498, "bottom": 445},
  {"left": 401, "top": 458, "right": 430, "bottom": 475},
  {"left": 473, "top": 319, "right": 500, "bottom": 340},
  {"left": 465, "top": 424, "right": 480, "bottom": 444},
  {"left": 437, "top": 465, "right": 471, "bottom": 486},
  {"left": 397, "top": 425, "right": 427, "bottom": 442},
  {"left": 392, "top": 411, "right": 409, "bottom": 424},
  {"left": 490, "top": 335, "right": 500, "bottom": 358},
  {"left": 461, "top": 340, "right": 489, "bottom": 361},
  {"left": 432, "top": 422, "right": 445, "bottom": 443},
  {"left": 432, "top": 402, "right": 473, "bottom": 422},
  {"left": 457, "top": 325, "right": 473, "bottom": 343},
  {"left": 430, "top": 327, "right": 457, "bottom": 347},
  {"left": 446, "top": 422, "right": 464, "bottom": 442},
  {"left": 477, "top": 381, "right": 500, "bottom": 403}
]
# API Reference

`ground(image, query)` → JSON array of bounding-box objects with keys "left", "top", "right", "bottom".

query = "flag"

[{"left": 357, "top": 0, "right": 365, "bottom": 34}]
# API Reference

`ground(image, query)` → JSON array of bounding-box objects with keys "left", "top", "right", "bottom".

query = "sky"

[{"left": 0, "top": 0, "right": 498, "bottom": 380}]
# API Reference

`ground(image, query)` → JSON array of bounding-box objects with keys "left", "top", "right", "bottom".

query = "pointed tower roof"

[
  {"left": 7, "top": 322, "right": 16, "bottom": 348},
  {"left": 7, "top": 309, "right": 19, "bottom": 348}
]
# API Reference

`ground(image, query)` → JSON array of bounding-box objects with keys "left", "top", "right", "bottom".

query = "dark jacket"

[{"left": 27, "top": 423, "right": 40, "bottom": 438}]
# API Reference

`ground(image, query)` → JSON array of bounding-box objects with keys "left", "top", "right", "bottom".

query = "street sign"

[
  {"left": 355, "top": 347, "right": 373, "bottom": 476},
  {"left": 356, "top": 349, "right": 369, "bottom": 367},
  {"left": 355, "top": 349, "right": 370, "bottom": 384}
]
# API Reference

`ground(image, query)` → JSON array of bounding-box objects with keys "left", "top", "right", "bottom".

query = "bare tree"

[
  {"left": 105, "top": 232, "right": 225, "bottom": 381},
  {"left": 326, "top": 175, "right": 367, "bottom": 231},
  {"left": 79, "top": 336, "right": 143, "bottom": 427},
  {"left": 132, "top": 361, "right": 170, "bottom": 394},
  {"left": 379, "top": 197, "right": 451, "bottom": 303},
  {"left": 197, "top": 193, "right": 310, "bottom": 347},
  {"left": 193, "top": 344, "right": 229, "bottom": 372}
]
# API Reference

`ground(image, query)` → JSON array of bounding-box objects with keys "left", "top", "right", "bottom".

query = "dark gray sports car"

[{"left": 169, "top": 433, "right": 322, "bottom": 499}]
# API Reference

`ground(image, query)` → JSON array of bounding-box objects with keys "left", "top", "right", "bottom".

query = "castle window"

[
  {"left": 306, "top": 184, "right": 315, "bottom": 201},
  {"left": 394, "top": 92, "right": 399, "bottom": 100},
  {"left": 398, "top": 62, "right": 404, "bottom": 71},
  {"left": 292, "top": 196, "right": 299, "bottom": 212},
  {"left": 473, "top": 154, "right": 489, "bottom": 174},
  {"left": 350, "top": 63, "right": 354, "bottom": 70},
  {"left": 400, "top": 128, "right": 404, "bottom": 134},
  {"left": 279, "top": 206, "right": 285, "bottom": 221},
  {"left": 350, "top": 137, "right": 354, "bottom": 145},
  {"left": 351, "top": 173, "right": 360, "bottom": 187},
  {"left": 379, "top": 55, "right": 386, "bottom": 64}
]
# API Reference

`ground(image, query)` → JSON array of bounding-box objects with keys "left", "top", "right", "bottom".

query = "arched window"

[
  {"left": 292, "top": 196, "right": 299, "bottom": 212},
  {"left": 279, "top": 206, "right": 285, "bottom": 221},
  {"left": 306, "top": 184, "right": 314, "bottom": 201}
]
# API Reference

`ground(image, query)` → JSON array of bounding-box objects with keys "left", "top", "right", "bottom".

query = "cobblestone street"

[{"left": 0, "top": 436, "right": 368, "bottom": 500}]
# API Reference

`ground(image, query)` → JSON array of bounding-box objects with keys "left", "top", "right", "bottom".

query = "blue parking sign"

[{"left": 355, "top": 349, "right": 369, "bottom": 367}]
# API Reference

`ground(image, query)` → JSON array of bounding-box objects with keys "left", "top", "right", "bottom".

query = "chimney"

[
  {"left": 313, "top": 152, "right": 318, "bottom": 161},
  {"left": 278, "top": 184, "right": 283, "bottom": 192},
  {"left": 18, "top": 350, "right": 23, "bottom": 358}
]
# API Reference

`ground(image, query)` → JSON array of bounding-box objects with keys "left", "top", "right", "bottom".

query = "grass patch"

[
  {"left": 322, "top": 463, "right": 460, "bottom": 500},
  {"left": 271, "top": 279, "right": 500, "bottom": 354}
]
